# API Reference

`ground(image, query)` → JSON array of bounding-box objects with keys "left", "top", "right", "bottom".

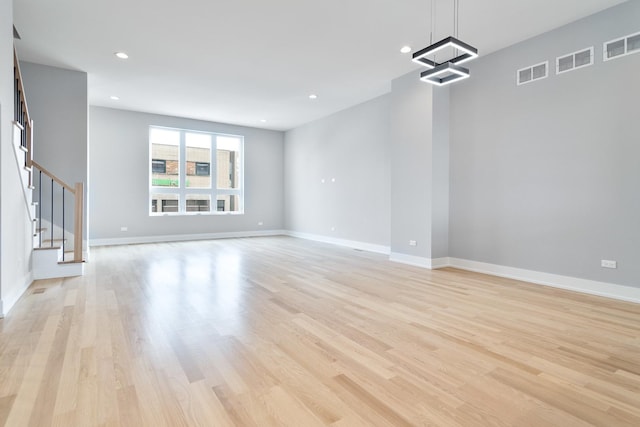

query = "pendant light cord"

[
  {"left": 430, "top": 0, "right": 434, "bottom": 45},
  {"left": 453, "top": 0, "right": 456, "bottom": 39},
  {"left": 454, "top": 0, "right": 459, "bottom": 55},
  {"left": 456, "top": 0, "right": 460, "bottom": 38}
]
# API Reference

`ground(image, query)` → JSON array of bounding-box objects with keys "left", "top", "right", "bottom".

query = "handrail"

[
  {"left": 14, "top": 48, "right": 32, "bottom": 169},
  {"left": 13, "top": 48, "right": 31, "bottom": 125},
  {"left": 31, "top": 160, "right": 75, "bottom": 193}
]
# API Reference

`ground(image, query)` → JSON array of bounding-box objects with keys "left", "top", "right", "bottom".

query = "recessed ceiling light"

[
  {"left": 260, "top": 119, "right": 267, "bottom": 123},
  {"left": 114, "top": 52, "right": 129, "bottom": 59},
  {"left": 110, "top": 95, "right": 120, "bottom": 100},
  {"left": 400, "top": 46, "right": 412, "bottom": 54},
  {"left": 309, "top": 94, "right": 318, "bottom": 100}
]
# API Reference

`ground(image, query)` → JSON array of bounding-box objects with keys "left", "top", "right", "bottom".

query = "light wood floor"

[{"left": 1, "top": 236, "right": 639, "bottom": 426}]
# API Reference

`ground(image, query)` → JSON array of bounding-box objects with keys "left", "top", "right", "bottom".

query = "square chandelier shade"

[
  {"left": 412, "top": 36, "right": 478, "bottom": 68},
  {"left": 420, "top": 62, "right": 470, "bottom": 86}
]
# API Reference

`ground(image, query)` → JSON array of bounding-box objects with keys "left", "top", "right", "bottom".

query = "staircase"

[{"left": 13, "top": 48, "right": 85, "bottom": 280}]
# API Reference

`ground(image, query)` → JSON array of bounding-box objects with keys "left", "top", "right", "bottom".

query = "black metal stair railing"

[
  {"left": 13, "top": 64, "right": 28, "bottom": 154},
  {"left": 35, "top": 170, "right": 73, "bottom": 262},
  {"left": 32, "top": 161, "right": 84, "bottom": 263}
]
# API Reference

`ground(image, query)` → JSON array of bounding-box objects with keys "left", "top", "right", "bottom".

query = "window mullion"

[
  {"left": 212, "top": 135, "right": 217, "bottom": 202},
  {"left": 179, "top": 131, "right": 187, "bottom": 213}
]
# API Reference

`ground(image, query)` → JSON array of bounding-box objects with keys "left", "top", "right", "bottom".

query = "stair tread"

[
  {"left": 58, "top": 259, "right": 86, "bottom": 265},
  {"left": 34, "top": 246, "right": 61, "bottom": 251}
]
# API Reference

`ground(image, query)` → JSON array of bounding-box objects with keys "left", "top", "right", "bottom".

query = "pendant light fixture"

[{"left": 412, "top": 0, "right": 478, "bottom": 86}]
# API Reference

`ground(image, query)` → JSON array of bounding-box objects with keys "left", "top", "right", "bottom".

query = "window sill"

[{"left": 149, "top": 211, "right": 244, "bottom": 217}]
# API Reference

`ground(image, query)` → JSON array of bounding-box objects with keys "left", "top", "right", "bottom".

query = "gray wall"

[
  {"left": 389, "top": 73, "right": 433, "bottom": 258},
  {"left": 431, "top": 87, "right": 450, "bottom": 259},
  {"left": 284, "top": 95, "right": 390, "bottom": 247},
  {"left": 389, "top": 72, "right": 450, "bottom": 261},
  {"left": 449, "top": 1, "right": 640, "bottom": 287},
  {"left": 89, "top": 107, "right": 284, "bottom": 240},
  {"left": 19, "top": 61, "right": 88, "bottom": 249}
]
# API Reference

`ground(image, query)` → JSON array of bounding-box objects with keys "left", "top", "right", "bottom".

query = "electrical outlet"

[
  {"left": 120, "top": 226, "right": 128, "bottom": 232},
  {"left": 601, "top": 260, "right": 617, "bottom": 269},
  {"left": 409, "top": 240, "right": 417, "bottom": 246}
]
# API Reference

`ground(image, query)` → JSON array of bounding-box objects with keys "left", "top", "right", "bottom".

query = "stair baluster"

[
  {"left": 38, "top": 170, "right": 42, "bottom": 248},
  {"left": 50, "top": 178, "right": 53, "bottom": 247},
  {"left": 62, "top": 188, "right": 65, "bottom": 262}
]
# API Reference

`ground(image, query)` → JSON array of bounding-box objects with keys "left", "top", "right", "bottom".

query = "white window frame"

[
  {"left": 517, "top": 61, "right": 549, "bottom": 86},
  {"left": 556, "top": 46, "right": 594, "bottom": 75},
  {"left": 603, "top": 31, "right": 640, "bottom": 61},
  {"left": 149, "top": 126, "right": 244, "bottom": 216}
]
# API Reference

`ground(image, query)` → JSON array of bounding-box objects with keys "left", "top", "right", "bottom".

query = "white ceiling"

[{"left": 14, "top": 0, "right": 626, "bottom": 131}]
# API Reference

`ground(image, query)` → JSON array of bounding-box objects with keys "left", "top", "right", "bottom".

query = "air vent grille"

[
  {"left": 556, "top": 47, "right": 594, "bottom": 74},
  {"left": 517, "top": 61, "right": 548, "bottom": 85},
  {"left": 604, "top": 31, "right": 640, "bottom": 61}
]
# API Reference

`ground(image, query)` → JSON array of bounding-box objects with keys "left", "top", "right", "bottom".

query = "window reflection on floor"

[
  {"left": 141, "top": 244, "right": 246, "bottom": 336},
  {"left": 214, "top": 252, "right": 241, "bottom": 314}
]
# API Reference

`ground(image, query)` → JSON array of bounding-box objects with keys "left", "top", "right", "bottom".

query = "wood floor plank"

[
  {"left": 0, "top": 395, "right": 16, "bottom": 427},
  {"left": 183, "top": 380, "right": 234, "bottom": 427},
  {"left": 4, "top": 311, "right": 62, "bottom": 426},
  {"left": 0, "top": 236, "right": 638, "bottom": 426}
]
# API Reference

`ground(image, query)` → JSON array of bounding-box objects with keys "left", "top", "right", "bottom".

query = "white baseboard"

[
  {"left": 285, "top": 231, "right": 390, "bottom": 255},
  {"left": 448, "top": 258, "right": 640, "bottom": 304},
  {"left": 89, "top": 229, "right": 287, "bottom": 247},
  {"left": 431, "top": 257, "right": 452, "bottom": 269},
  {"left": 89, "top": 230, "right": 640, "bottom": 304},
  {"left": 389, "top": 252, "right": 432, "bottom": 268},
  {"left": 386, "top": 254, "right": 638, "bottom": 304},
  {"left": 0, "top": 273, "right": 33, "bottom": 318},
  {"left": 388, "top": 254, "right": 451, "bottom": 269}
]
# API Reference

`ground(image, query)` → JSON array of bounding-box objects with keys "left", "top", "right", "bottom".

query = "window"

[
  {"left": 556, "top": 47, "right": 594, "bottom": 74},
  {"left": 186, "top": 195, "right": 211, "bottom": 212},
  {"left": 152, "top": 159, "right": 166, "bottom": 174},
  {"left": 151, "top": 194, "right": 179, "bottom": 213},
  {"left": 604, "top": 31, "right": 640, "bottom": 61},
  {"left": 150, "top": 128, "right": 180, "bottom": 187},
  {"left": 216, "top": 136, "right": 242, "bottom": 213},
  {"left": 186, "top": 132, "right": 211, "bottom": 188},
  {"left": 217, "top": 195, "right": 239, "bottom": 213},
  {"left": 149, "top": 127, "right": 244, "bottom": 215},
  {"left": 162, "top": 199, "right": 179, "bottom": 213},
  {"left": 195, "top": 162, "right": 210, "bottom": 176},
  {"left": 517, "top": 61, "right": 548, "bottom": 85}
]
